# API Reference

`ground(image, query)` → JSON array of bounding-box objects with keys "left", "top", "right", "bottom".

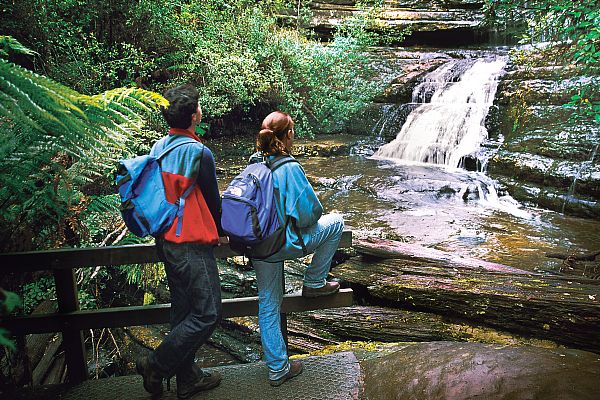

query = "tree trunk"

[
  {"left": 289, "top": 306, "right": 559, "bottom": 349},
  {"left": 333, "top": 238, "right": 600, "bottom": 353}
]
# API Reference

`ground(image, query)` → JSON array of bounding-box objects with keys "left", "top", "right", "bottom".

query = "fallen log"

[
  {"left": 41, "top": 352, "right": 65, "bottom": 385},
  {"left": 333, "top": 238, "right": 600, "bottom": 353},
  {"left": 31, "top": 334, "right": 62, "bottom": 386},
  {"left": 290, "top": 306, "right": 559, "bottom": 349},
  {"left": 26, "top": 300, "right": 57, "bottom": 370},
  {"left": 354, "top": 237, "right": 528, "bottom": 274},
  {"left": 546, "top": 249, "right": 600, "bottom": 261}
]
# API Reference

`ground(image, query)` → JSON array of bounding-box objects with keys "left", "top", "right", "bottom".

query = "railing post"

[{"left": 53, "top": 267, "right": 87, "bottom": 384}]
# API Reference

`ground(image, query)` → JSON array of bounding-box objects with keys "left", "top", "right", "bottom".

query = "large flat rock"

[{"left": 361, "top": 342, "right": 600, "bottom": 400}]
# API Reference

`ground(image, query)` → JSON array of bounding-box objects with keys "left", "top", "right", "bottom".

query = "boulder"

[{"left": 361, "top": 342, "right": 600, "bottom": 400}]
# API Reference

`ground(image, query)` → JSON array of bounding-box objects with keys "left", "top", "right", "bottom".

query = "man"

[{"left": 136, "top": 84, "right": 223, "bottom": 399}]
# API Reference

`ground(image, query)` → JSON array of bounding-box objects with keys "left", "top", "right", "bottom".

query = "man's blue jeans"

[
  {"left": 151, "top": 239, "right": 222, "bottom": 381},
  {"left": 252, "top": 213, "right": 344, "bottom": 380}
]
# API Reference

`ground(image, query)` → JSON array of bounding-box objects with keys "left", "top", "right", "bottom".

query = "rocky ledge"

[
  {"left": 487, "top": 47, "right": 600, "bottom": 218},
  {"left": 305, "top": 0, "right": 487, "bottom": 43}
]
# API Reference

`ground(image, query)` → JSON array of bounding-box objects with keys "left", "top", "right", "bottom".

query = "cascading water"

[
  {"left": 374, "top": 57, "right": 507, "bottom": 168},
  {"left": 371, "top": 56, "right": 531, "bottom": 219}
]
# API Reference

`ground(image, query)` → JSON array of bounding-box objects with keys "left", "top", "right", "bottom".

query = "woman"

[{"left": 250, "top": 111, "right": 344, "bottom": 386}]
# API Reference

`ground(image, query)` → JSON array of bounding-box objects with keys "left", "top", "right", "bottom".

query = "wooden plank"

[
  {"left": 0, "top": 230, "right": 352, "bottom": 272},
  {"left": 3, "top": 289, "right": 354, "bottom": 335}
]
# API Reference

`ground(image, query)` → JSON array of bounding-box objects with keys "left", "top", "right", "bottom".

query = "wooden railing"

[{"left": 1, "top": 231, "right": 353, "bottom": 384}]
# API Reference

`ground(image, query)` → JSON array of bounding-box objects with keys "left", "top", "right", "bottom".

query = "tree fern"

[{"left": 0, "top": 36, "right": 168, "bottom": 251}]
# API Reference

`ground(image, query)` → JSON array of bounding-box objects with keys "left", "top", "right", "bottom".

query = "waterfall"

[
  {"left": 374, "top": 57, "right": 507, "bottom": 169},
  {"left": 370, "top": 56, "right": 531, "bottom": 219}
]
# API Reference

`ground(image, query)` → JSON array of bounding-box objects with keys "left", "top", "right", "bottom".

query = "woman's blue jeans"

[{"left": 252, "top": 213, "right": 344, "bottom": 380}]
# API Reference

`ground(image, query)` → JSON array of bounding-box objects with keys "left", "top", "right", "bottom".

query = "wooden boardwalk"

[{"left": 13, "top": 352, "right": 362, "bottom": 400}]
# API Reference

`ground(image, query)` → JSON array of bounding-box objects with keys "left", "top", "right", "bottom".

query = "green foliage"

[
  {"left": 123, "top": 263, "right": 166, "bottom": 291},
  {"left": 486, "top": 0, "right": 600, "bottom": 124},
  {"left": 0, "top": 289, "right": 21, "bottom": 350},
  {"left": 1, "top": 0, "right": 382, "bottom": 136},
  {"left": 0, "top": 37, "right": 167, "bottom": 250},
  {"left": 21, "top": 277, "right": 55, "bottom": 315},
  {"left": 77, "top": 193, "right": 165, "bottom": 294},
  {"left": 0, "top": 36, "right": 37, "bottom": 57},
  {"left": 195, "top": 122, "right": 210, "bottom": 137}
]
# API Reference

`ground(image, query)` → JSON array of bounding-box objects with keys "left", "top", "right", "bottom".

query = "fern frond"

[
  {"left": 0, "top": 37, "right": 167, "bottom": 250},
  {"left": 0, "top": 36, "right": 38, "bottom": 58}
]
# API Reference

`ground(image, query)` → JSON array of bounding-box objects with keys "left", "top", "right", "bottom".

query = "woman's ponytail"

[
  {"left": 256, "top": 128, "right": 287, "bottom": 156},
  {"left": 256, "top": 111, "right": 294, "bottom": 156}
]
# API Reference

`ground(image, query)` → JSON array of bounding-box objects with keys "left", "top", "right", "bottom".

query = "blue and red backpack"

[{"left": 115, "top": 139, "right": 197, "bottom": 238}]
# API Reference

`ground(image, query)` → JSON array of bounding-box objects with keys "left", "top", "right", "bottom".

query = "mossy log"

[
  {"left": 31, "top": 334, "right": 62, "bottom": 386},
  {"left": 290, "top": 306, "right": 559, "bottom": 349},
  {"left": 334, "top": 238, "right": 600, "bottom": 353}
]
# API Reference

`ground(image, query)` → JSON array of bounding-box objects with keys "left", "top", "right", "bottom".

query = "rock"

[
  {"left": 373, "top": 58, "right": 451, "bottom": 103},
  {"left": 493, "top": 176, "right": 600, "bottom": 219},
  {"left": 332, "top": 238, "right": 600, "bottom": 353},
  {"left": 293, "top": 134, "right": 364, "bottom": 156},
  {"left": 346, "top": 103, "right": 415, "bottom": 139},
  {"left": 304, "top": 0, "right": 488, "bottom": 43},
  {"left": 487, "top": 45, "right": 600, "bottom": 217},
  {"left": 361, "top": 342, "right": 600, "bottom": 400}
]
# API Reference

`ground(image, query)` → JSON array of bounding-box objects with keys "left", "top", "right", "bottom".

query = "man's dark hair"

[{"left": 161, "top": 84, "right": 199, "bottom": 129}]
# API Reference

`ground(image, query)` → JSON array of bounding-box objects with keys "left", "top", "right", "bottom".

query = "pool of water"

[{"left": 211, "top": 136, "right": 599, "bottom": 274}]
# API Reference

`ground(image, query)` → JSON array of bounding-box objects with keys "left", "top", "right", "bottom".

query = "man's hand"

[{"left": 218, "top": 236, "right": 229, "bottom": 246}]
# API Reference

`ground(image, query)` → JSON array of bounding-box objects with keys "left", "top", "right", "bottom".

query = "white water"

[
  {"left": 372, "top": 57, "right": 533, "bottom": 219},
  {"left": 374, "top": 58, "right": 507, "bottom": 168}
]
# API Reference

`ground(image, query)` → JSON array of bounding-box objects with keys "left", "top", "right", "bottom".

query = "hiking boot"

[
  {"left": 136, "top": 356, "right": 163, "bottom": 397},
  {"left": 269, "top": 361, "right": 303, "bottom": 387},
  {"left": 301, "top": 281, "right": 340, "bottom": 298},
  {"left": 177, "top": 370, "right": 222, "bottom": 399}
]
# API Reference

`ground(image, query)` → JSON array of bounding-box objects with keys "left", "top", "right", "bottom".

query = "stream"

[
  {"left": 211, "top": 136, "right": 599, "bottom": 275},
  {"left": 212, "top": 52, "right": 599, "bottom": 275}
]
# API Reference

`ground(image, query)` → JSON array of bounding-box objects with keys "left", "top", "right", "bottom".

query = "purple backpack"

[{"left": 221, "top": 155, "right": 297, "bottom": 258}]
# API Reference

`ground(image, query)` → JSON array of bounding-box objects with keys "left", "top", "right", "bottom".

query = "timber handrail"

[{"left": 0, "top": 230, "right": 353, "bottom": 384}]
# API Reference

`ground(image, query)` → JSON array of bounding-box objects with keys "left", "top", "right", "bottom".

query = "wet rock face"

[
  {"left": 487, "top": 49, "right": 600, "bottom": 218},
  {"left": 361, "top": 342, "right": 600, "bottom": 400},
  {"left": 306, "top": 0, "right": 487, "bottom": 43}
]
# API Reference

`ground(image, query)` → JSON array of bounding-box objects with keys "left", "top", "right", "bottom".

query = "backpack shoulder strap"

[
  {"left": 156, "top": 138, "right": 198, "bottom": 160},
  {"left": 267, "top": 155, "right": 298, "bottom": 172}
]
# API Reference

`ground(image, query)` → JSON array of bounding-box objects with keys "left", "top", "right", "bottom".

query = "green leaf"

[
  {"left": 195, "top": 122, "right": 210, "bottom": 136},
  {"left": 0, "top": 289, "right": 21, "bottom": 313},
  {"left": 0, "top": 328, "right": 16, "bottom": 350},
  {"left": 0, "top": 36, "right": 38, "bottom": 58}
]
